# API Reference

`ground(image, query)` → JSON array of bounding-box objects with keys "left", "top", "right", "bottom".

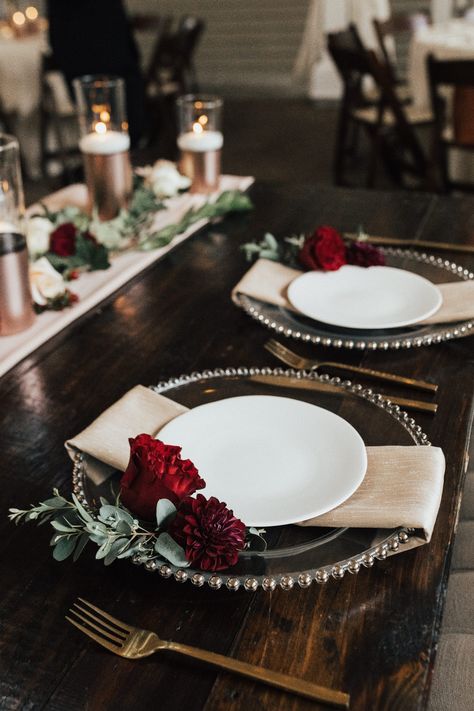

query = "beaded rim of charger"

[
  {"left": 236, "top": 248, "right": 474, "bottom": 350},
  {"left": 72, "top": 367, "right": 428, "bottom": 591}
]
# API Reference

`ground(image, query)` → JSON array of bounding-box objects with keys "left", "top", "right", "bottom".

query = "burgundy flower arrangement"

[
  {"left": 242, "top": 224, "right": 385, "bottom": 271},
  {"left": 119, "top": 434, "right": 247, "bottom": 572},
  {"left": 9, "top": 433, "right": 254, "bottom": 574}
]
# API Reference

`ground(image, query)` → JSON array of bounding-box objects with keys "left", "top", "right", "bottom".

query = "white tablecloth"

[
  {"left": 296, "top": 0, "right": 391, "bottom": 98},
  {"left": 409, "top": 20, "right": 474, "bottom": 110},
  {"left": 408, "top": 19, "right": 474, "bottom": 184},
  {"left": 0, "top": 32, "right": 46, "bottom": 116}
]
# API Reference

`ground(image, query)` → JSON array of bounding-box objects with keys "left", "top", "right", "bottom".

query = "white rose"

[
  {"left": 144, "top": 160, "right": 191, "bottom": 198},
  {"left": 29, "top": 257, "right": 67, "bottom": 305},
  {"left": 26, "top": 216, "right": 54, "bottom": 257}
]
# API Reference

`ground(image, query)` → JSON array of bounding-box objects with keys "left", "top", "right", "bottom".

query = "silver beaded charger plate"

[
  {"left": 234, "top": 249, "right": 474, "bottom": 350},
  {"left": 73, "top": 368, "right": 429, "bottom": 592}
]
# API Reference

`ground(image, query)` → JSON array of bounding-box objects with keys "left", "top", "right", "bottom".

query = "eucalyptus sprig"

[
  {"left": 139, "top": 190, "right": 254, "bottom": 251},
  {"left": 241, "top": 231, "right": 305, "bottom": 268},
  {"left": 9, "top": 490, "right": 189, "bottom": 568}
]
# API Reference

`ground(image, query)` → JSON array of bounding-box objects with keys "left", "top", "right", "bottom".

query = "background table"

[
  {"left": 0, "top": 182, "right": 473, "bottom": 710},
  {"left": 408, "top": 18, "right": 474, "bottom": 185}
]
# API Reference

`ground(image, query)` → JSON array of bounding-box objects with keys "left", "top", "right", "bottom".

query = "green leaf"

[
  {"left": 156, "top": 499, "right": 176, "bottom": 528},
  {"left": 51, "top": 519, "right": 76, "bottom": 533},
  {"left": 53, "top": 536, "right": 76, "bottom": 561},
  {"left": 96, "top": 538, "right": 113, "bottom": 560},
  {"left": 42, "top": 496, "right": 69, "bottom": 508},
  {"left": 99, "top": 504, "right": 134, "bottom": 525},
  {"left": 154, "top": 533, "right": 189, "bottom": 567},
  {"left": 103, "top": 538, "right": 129, "bottom": 566},
  {"left": 72, "top": 493, "right": 94, "bottom": 523},
  {"left": 74, "top": 235, "right": 110, "bottom": 271},
  {"left": 73, "top": 533, "right": 89, "bottom": 562}
]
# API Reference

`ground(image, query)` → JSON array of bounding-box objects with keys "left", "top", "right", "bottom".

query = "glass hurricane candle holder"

[
  {"left": 73, "top": 75, "right": 132, "bottom": 220},
  {"left": 0, "top": 134, "right": 35, "bottom": 335},
  {"left": 176, "top": 95, "right": 223, "bottom": 194}
]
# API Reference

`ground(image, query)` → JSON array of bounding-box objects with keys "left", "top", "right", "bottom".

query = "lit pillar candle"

[
  {"left": 79, "top": 130, "right": 131, "bottom": 155},
  {"left": 74, "top": 76, "right": 132, "bottom": 220},
  {"left": 177, "top": 121, "right": 223, "bottom": 194}
]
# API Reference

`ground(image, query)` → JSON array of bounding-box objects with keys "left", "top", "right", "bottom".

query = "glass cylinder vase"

[
  {"left": 73, "top": 75, "right": 132, "bottom": 220},
  {"left": 176, "top": 95, "right": 223, "bottom": 194},
  {"left": 0, "top": 134, "right": 35, "bottom": 335}
]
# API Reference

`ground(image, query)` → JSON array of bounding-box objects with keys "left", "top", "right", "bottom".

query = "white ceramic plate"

[
  {"left": 158, "top": 395, "right": 367, "bottom": 527},
  {"left": 287, "top": 265, "right": 443, "bottom": 329}
]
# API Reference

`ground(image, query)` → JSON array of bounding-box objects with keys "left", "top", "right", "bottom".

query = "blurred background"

[{"left": 0, "top": 0, "right": 472, "bottom": 200}]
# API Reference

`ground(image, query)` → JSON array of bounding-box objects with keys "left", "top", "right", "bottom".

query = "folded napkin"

[
  {"left": 232, "top": 258, "right": 474, "bottom": 325},
  {"left": 66, "top": 386, "right": 445, "bottom": 549}
]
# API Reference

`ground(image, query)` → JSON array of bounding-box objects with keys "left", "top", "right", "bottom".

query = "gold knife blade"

[
  {"left": 249, "top": 375, "right": 438, "bottom": 414},
  {"left": 344, "top": 232, "right": 474, "bottom": 255}
]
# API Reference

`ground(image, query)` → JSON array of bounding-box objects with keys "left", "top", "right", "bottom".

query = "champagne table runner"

[{"left": 0, "top": 176, "right": 253, "bottom": 378}]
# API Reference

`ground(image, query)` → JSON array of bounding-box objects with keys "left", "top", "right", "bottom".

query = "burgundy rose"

[
  {"left": 170, "top": 494, "right": 246, "bottom": 571},
  {"left": 347, "top": 241, "right": 385, "bottom": 268},
  {"left": 49, "top": 222, "right": 77, "bottom": 257},
  {"left": 299, "top": 225, "right": 347, "bottom": 271},
  {"left": 120, "top": 434, "right": 206, "bottom": 520}
]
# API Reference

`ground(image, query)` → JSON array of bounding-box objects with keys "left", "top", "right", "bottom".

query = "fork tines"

[{"left": 66, "top": 598, "right": 130, "bottom": 651}]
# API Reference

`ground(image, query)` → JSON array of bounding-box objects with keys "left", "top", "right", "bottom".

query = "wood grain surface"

[{"left": 0, "top": 183, "right": 473, "bottom": 711}]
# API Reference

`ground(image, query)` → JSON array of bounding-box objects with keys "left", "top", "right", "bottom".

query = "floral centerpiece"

[
  {"left": 9, "top": 434, "right": 265, "bottom": 572},
  {"left": 27, "top": 160, "right": 253, "bottom": 311},
  {"left": 242, "top": 225, "right": 385, "bottom": 272}
]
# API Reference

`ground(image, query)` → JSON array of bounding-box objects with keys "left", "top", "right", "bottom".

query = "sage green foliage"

[
  {"left": 8, "top": 490, "right": 187, "bottom": 568},
  {"left": 241, "top": 232, "right": 306, "bottom": 268},
  {"left": 139, "top": 190, "right": 254, "bottom": 251}
]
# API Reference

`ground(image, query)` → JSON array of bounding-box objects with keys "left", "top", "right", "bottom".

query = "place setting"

[
  {"left": 10, "top": 365, "right": 445, "bottom": 594},
  {"left": 232, "top": 225, "right": 474, "bottom": 350}
]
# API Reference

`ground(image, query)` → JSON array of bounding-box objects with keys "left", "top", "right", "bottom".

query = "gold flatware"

[
  {"left": 67, "top": 599, "right": 350, "bottom": 708},
  {"left": 345, "top": 231, "right": 474, "bottom": 255},
  {"left": 265, "top": 339, "right": 438, "bottom": 393},
  {"left": 250, "top": 374, "right": 438, "bottom": 414}
]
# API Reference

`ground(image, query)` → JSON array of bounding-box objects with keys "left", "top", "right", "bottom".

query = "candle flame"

[
  {"left": 192, "top": 122, "right": 203, "bottom": 135},
  {"left": 198, "top": 115, "right": 208, "bottom": 126},
  {"left": 25, "top": 6, "right": 38, "bottom": 21},
  {"left": 99, "top": 110, "right": 110, "bottom": 123},
  {"left": 95, "top": 122, "right": 107, "bottom": 134},
  {"left": 12, "top": 11, "right": 26, "bottom": 26}
]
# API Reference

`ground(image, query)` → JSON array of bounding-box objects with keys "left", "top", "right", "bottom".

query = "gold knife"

[
  {"left": 250, "top": 375, "right": 438, "bottom": 414},
  {"left": 345, "top": 232, "right": 474, "bottom": 255}
]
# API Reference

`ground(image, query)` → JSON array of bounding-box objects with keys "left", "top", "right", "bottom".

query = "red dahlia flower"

[
  {"left": 49, "top": 222, "right": 77, "bottom": 256},
  {"left": 170, "top": 494, "right": 246, "bottom": 571},
  {"left": 120, "top": 434, "right": 206, "bottom": 520},
  {"left": 299, "top": 225, "right": 347, "bottom": 271},
  {"left": 347, "top": 241, "right": 385, "bottom": 267}
]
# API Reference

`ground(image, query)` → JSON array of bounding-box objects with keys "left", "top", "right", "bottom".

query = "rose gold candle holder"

[
  {"left": 177, "top": 95, "right": 223, "bottom": 194},
  {"left": 73, "top": 76, "right": 133, "bottom": 220}
]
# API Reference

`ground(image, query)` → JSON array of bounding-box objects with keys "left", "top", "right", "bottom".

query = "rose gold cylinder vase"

[
  {"left": 179, "top": 149, "right": 221, "bottom": 194},
  {"left": 73, "top": 75, "right": 132, "bottom": 220},
  {"left": 0, "top": 233, "right": 35, "bottom": 336},
  {"left": 83, "top": 150, "right": 133, "bottom": 220}
]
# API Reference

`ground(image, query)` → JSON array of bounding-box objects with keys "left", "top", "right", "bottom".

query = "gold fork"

[
  {"left": 67, "top": 598, "right": 350, "bottom": 709},
  {"left": 265, "top": 339, "right": 438, "bottom": 393}
]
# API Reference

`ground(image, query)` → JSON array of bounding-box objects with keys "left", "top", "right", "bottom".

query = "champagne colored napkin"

[
  {"left": 232, "top": 258, "right": 474, "bottom": 325},
  {"left": 65, "top": 386, "right": 445, "bottom": 546},
  {"left": 66, "top": 385, "right": 187, "bottom": 482}
]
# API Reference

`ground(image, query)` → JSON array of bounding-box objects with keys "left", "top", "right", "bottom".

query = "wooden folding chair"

[{"left": 427, "top": 55, "right": 474, "bottom": 193}]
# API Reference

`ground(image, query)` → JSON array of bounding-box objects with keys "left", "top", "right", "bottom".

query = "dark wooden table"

[{"left": 1, "top": 183, "right": 473, "bottom": 711}]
